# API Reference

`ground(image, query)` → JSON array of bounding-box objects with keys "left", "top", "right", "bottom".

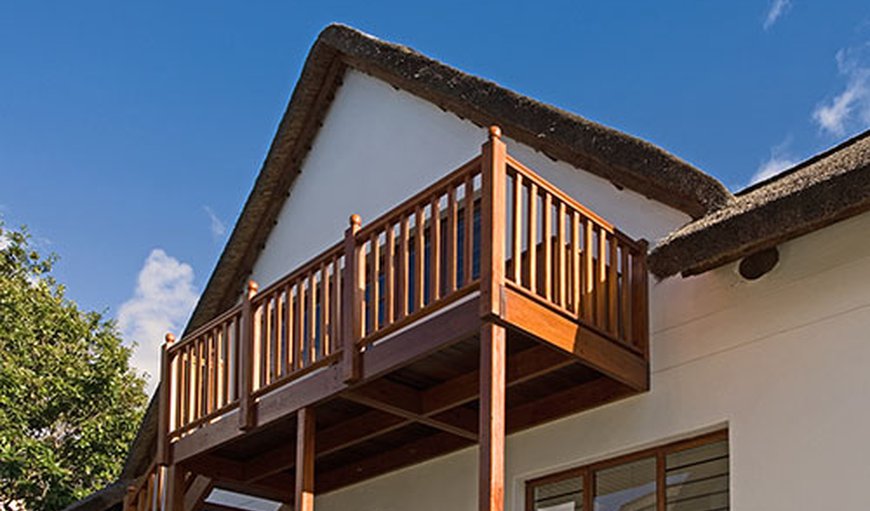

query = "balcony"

[{"left": 128, "top": 127, "right": 650, "bottom": 511}]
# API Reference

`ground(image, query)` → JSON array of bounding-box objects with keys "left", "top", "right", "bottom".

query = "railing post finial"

[
  {"left": 164, "top": 332, "right": 175, "bottom": 345},
  {"left": 488, "top": 125, "right": 502, "bottom": 140},
  {"left": 247, "top": 279, "right": 259, "bottom": 299},
  {"left": 349, "top": 214, "right": 362, "bottom": 228}
]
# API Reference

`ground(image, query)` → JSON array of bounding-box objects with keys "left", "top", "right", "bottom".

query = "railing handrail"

[{"left": 354, "top": 155, "right": 482, "bottom": 240}]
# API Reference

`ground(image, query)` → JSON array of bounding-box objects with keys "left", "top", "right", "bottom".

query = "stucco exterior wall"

[
  {"left": 312, "top": 210, "right": 870, "bottom": 510},
  {"left": 249, "top": 69, "right": 689, "bottom": 290}
]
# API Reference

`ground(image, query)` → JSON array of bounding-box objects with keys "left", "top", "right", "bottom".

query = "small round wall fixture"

[{"left": 738, "top": 247, "right": 779, "bottom": 280}]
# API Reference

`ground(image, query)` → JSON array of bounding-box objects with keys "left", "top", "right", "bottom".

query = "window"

[{"left": 527, "top": 431, "right": 728, "bottom": 511}]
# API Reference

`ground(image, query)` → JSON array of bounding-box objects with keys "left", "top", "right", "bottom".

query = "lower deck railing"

[{"left": 154, "top": 127, "right": 649, "bottom": 465}]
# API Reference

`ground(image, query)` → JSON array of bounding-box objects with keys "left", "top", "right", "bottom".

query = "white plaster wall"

[
  {"left": 249, "top": 70, "right": 690, "bottom": 290},
  {"left": 315, "top": 211, "right": 870, "bottom": 511}
]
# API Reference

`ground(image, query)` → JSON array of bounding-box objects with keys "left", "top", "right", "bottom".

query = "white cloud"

[
  {"left": 750, "top": 138, "right": 798, "bottom": 185},
  {"left": 204, "top": 206, "right": 227, "bottom": 240},
  {"left": 751, "top": 155, "right": 798, "bottom": 185},
  {"left": 813, "top": 42, "right": 870, "bottom": 136},
  {"left": 763, "top": 0, "right": 791, "bottom": 30},
  {"left": 118, "top": 249, "right": 198, "bottom": 393}
]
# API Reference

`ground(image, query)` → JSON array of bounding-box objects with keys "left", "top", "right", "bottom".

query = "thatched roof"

[
  {"left": 184, "top": 23, "right": 732, "bottom": 335},
  {"left": 650, "top": 129, "right": 870, "bottom": 277}
]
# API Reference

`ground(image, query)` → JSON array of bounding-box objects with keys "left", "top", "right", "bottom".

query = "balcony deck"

[{"left": 129, "top": 127, "right": 650, "bottom": 511}]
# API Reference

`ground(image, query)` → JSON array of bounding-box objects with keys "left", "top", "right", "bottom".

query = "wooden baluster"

[
  {"left": 597, "top": 228, "right": 608, "bottom": 328},
  {"left": 342, "top": 214, "right": 363, "bottom": 383},
  {"left": 430, "top": 194, "right": 441, "bottom": 302},
  {"left": 261, "top": 301, "right": 270, "bottom": 387},
  {"left": 527, "top": 182, "right": 538, "bottom": 293},
  {"left": 218, "top": 323, "right": 226, "bottom": 408},
  {"left": 331, "top": 255, "right": 341, "bottom": 354},
  {"left": 480, "top": 126, "right": 507, "bottom": 319},
  {"left": 464, "top": 173, "right": 475, "bottom": 285},
  {"left": 583, "top": 219, "right": 594, "bottom": 321},
  {"left": 175, "top": 345, "right": 185, "bottom": 428},
  {"left": 320, "top": 262, "right": 329, "bottom": 358},
  {"left": 308, "top": 272, "right": 317, "bottom": 363},
  {"left": 156, "top": 333, "right": 175, "bottom": 465},
  {"left": 385, "top": 225, "right": 395, "bottom": 327},
  {"left": 511, "top": 172, "right": 523, "bottom": 284},
  {"left": 543, "top": 193, "right": 552, "bottom": 302},
  {"left": 194, "top": 340, "right": 202, "bottom": 421},
  {"left": 414, "top": 205, "right": 425, "bottom": 310},
  {"left": 239, "top": 280, "right": 258, "bottom": 430},
  {"left": 572, "top": 211, "right": 581, "bottom": 316},
  {"left": 557, "top": 202, "right": 567, "bottom": 308},
  {"left": 446, "top": 185, "right": 458, "bottom": 294},
  {"left": 276, "top": 293, "right": 284, "bottom": 380},
  {"left": 286, "top": 285, "right": 295, "bottom": 373},
  {"left": 398, "top": 214, "right": 410, "bottom": 320},
  {"left": 206, "top": 331, "right": 215, "bottom": 413},
  {"left": 295, "top": 280, "right": 304, "bottom": 370},
  {"left": 370, "top": 233, "right": 380, "bottom": 333},
  {"left": 271, "top": 297, "right": 279, "bottom": 381},
  {"left": 620, "top": 243, "right": 632, "bottom": 343},
  {"left": 608, "top": 235, "right": 619, "bottom": 336}
]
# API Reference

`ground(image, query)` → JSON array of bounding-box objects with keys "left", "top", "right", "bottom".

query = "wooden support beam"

[
  {"left": 344, "top": 380, "right": 478, "bottom": 441},
  {"left": 316, "top": 432, "right": 473, "bottom": 494},
  {"left": 479, "top": 321, "right": 506, "bottom": 511},
  {"left": 506, "top": 377, "right": 633, "bottom": 433},
  {"left": 421, "top": 344, "right": 574, "bottom": 415},
  {"left": 184, "top": 476, "right": 213, "bottom": 511},
  {"left": 295, "top": 407, "right": 316, "bottom": 511}
]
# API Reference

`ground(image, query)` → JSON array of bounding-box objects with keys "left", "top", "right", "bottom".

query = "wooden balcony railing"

[
  {"left": 124, "top": 462, "right": 164, "bottom": 511},
  {"left": 155, "top": 126, "right": 650, "bottom": 468}
]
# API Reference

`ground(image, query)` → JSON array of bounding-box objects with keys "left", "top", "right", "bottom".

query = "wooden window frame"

[{"left": 525, "top": 429, "right": 728, "bottom": 511}]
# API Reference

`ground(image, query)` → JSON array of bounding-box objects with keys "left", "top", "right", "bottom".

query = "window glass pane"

[
  {"left": 532, "top": 476, "right": 584, "bottom": 511},
  {"left": 594, "top": 457, "right": 656, "bottom": 511},
  {"left": 665, "top": 440, "right": 729, "bottom": 510}
]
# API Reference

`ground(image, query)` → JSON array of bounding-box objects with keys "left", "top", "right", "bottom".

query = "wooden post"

[
  {"left": 156, "top": 333, "right": 175, "bottom": 466},
  {"left": 164, "top": 464, "right": 185, "bottom": 511},
  {"left": 124, "top": 485, "right": 136, "bottom": 511},
  {"left": 632, "top": 240, "right": 650, "bottom": 360},
  {"left": 480, "top": 125, "right": 507, "bottom": 319},
  {"left": 239, "top": 280, "right": 259, "bottom": 430},
  {"left": 295, "top": 407, "right": 316, "bottom": 511},
  {"left": 479, "top": 321, "right": 506, "bottom": 511},
  {"left": 341, "top": 215, "right": 363, "bottom": 383}
]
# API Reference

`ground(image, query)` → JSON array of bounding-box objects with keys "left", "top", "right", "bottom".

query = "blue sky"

[{"left": 2, "top": 1, "right": 868, "bottom": 387}]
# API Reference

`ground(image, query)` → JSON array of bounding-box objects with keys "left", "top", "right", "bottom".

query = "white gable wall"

[
  {"left": 249, "top": 69, "right": 690, "bottom": 289},
  {"left": 314, "top": 209, "right": 870, "bottom": 511}
]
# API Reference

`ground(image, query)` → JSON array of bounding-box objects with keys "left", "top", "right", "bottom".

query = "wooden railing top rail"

[
  {"left": 505, "top": 154, "right": 642, "bottom": 253},
  {"left": 168, "top": 305, "right": 241, "bottom": 355},
  {"left": 354, "top": 155, "right": 482, "bottom": 240},
  {"left": 249, "top": 240, "right": 345, "bottom": 308}
]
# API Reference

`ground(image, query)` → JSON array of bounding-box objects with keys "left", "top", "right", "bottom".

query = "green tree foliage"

[{"left": 0, "top": 224, "right": 148, "bottom": 511}]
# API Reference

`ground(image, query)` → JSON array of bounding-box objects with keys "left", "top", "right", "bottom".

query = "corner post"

[
  {"left": 124, "top": 485, "right": 136, "bottom": 511},
  {"left": 164, "top": 464, "right": 185, "bottom": 511},
  {"left": 156, "top": 333, "right": 176, "bottom": 466},
  {"left": 480, "top": 125, "right": 508, "bottom": 319},
  {"left": 341, "top": 214, "right": 363, "bottom": 383},
  {"left": 239, "top": 280, "right": 259, "bottom": 430},
  {"left": 295, "top": 407, "right": 316, "bottom": 511},
  {"left": 479, "top": 321, "right": 506, "bottom": 511},
  {"left": 632, "top": 240, "right": 650, "bottom": 360}
]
